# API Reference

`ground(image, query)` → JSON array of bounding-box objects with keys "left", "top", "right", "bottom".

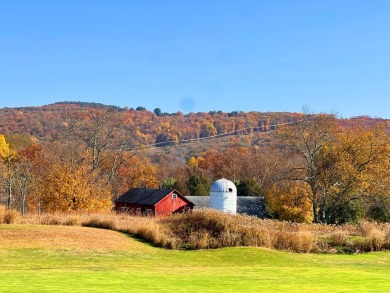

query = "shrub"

[
  {"left": 0, "top": 205, "right": 6, "bottom": 223},
  {"left": 40, "top": 215, "right": 63, "bottom": 225},
  {"left": 366, "top": 228, "right": 385, "bottom": 251},
  {"left": 329, "top": 231, "right": 351, "bottom": 247},
  {"left": 82, "top": 217, "right": 116, "bottom": 230},
  {"left": 63, "top": 217, "right": 79, "bottom": 226},
  {"left": 3, "top": 209, "right": 21, "bottom": 224}
]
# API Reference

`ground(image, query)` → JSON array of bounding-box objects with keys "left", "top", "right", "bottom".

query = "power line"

[{"left": 129, "top": 119, "right": 303, "bottom": 152}]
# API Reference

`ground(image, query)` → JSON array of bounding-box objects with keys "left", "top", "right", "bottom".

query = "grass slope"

[{"left": 0, "top": 225, "right": 389, "bottom": 293}]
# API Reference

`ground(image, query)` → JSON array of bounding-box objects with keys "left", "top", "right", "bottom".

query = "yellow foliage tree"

[
  {"left": 266, "top": 181, "right": 313, "bottom": 223},
  {"left": 0, "top": 134, "right": 18, "bottom": 208},
  {"left": 317, "top": 123, "right": 390, "bottom": 223},
  {"left": 187, "top": 156, "right": 197, "bottom": 167},
  {"left": 0, "top": 134, "right": 10, "bottom": 158},
  {"left": 40, "top": 163, "right": 112, "bottom": 213}
]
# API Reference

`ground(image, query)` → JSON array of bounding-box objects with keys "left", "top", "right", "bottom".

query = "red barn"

[{"left": 114, "top": 188, "right": 194, "bottom": 216}]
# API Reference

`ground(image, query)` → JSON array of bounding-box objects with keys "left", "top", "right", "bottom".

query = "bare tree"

[{"left": 276, "top": 112, "right": 337, "bottom": 223}]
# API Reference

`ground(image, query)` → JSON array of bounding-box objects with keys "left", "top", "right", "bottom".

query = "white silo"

[{"left": 209, "top": 178, "right": 237, "bottom": 214}]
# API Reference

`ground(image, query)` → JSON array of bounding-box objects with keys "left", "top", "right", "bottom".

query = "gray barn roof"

[
  {"left": 186, "top": 196, "right": 268, "bottom": 218},
  {"left": 115, "top": 188, "right": 176, "bottom": 206}
]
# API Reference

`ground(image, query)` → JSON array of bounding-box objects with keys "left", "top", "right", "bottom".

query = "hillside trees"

[
  {"left": 0, "top": 133, "right": 115, "bottom": 213},
  {"left": 0, "top": 104, "right": 388, "bottom": 221},
  {"left": 198, "top": 145, "right": 279, "bottom": 197},
  {"left": 155, "top": 122, "right": 182, "bottom": 145}
]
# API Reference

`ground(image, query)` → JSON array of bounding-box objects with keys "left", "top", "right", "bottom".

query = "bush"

[
  {"left": 82, "top": 217, "right": 116, "bottom": 230},
  {"left": 329, "top": 231, "right": 351, "bottom": 247},
  {"left": 3, "top": 209, "right": 21, "bottom": 224},
  {"left": 63, "top": 217, "right": 79, "bottom": 226},
  {"left": 366, "top": 228, "right": 385, "bottom": 251},
  {"left": 0, "top": 205, "right": 6, "bottom": 223},
  {"left": 44, "top": 216, "right": 62, "bottom": 225}
]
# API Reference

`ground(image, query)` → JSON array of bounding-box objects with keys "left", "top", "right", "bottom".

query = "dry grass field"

[
  {"left": 0, "top": 224, "right": 148, "bottom": 252},
  {"left": 1, "top": 206, "right": 390, "bottom": 253}
]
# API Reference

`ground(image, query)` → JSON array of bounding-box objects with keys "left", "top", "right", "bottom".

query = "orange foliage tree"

[
  {"left": 266, "top": 180, "right": 313, "bottom": 222},
  {"left": 38, "top": 142, "right": 112, "bottom": 213},
  {"left": 40, "top": 163, "right": 112, "bottom": 213}
]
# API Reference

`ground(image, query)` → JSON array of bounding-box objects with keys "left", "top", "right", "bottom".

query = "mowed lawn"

[{"left": 0, "top": 225, "right": 389, "bottom": 293}]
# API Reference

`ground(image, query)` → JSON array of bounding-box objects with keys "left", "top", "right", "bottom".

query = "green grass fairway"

[{"left": 0, "top": 225, "right": 389, "bottom": 292}]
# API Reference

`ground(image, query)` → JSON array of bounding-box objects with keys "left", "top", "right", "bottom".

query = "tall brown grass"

[
  {"left": 2, "top": 207, "right": 390, "bottom": 253},
  {"left": 0, "top": 205, "right": 20, "bottom": 224}
]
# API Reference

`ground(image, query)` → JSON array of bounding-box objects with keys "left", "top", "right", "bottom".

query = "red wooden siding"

[{"left": 155, "top": 191, "right": 192, "bottom": 216}]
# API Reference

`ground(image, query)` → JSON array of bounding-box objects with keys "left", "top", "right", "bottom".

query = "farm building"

[
  {"left": 186, "top": 196, "right": 268, "bottom": 218},
  {"left": 210, "top": 178, "right": 237, "bottom": 214},
  {"left": 114, "top": 188, "right": 194, "bottom": 216}
]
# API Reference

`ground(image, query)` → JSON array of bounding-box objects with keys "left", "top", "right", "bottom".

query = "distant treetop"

[{"left": 52, "top": 101, "right": 125, "bottom": 111}]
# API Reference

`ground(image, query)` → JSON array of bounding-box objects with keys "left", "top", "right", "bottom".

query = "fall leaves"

[
  {"left": 0, "top": 110, "right": 389, "bottom": 224},
  {"left": 271, "top": 115, "right": 390, "bottom": 224}
]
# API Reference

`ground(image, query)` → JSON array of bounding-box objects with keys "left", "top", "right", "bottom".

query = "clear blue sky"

[{"left": 0, "top": 0, "right": 389, "bottom": 118}]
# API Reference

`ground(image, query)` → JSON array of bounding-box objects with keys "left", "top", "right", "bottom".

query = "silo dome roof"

[{"left": 210, "top": 178, "right": 237, "bottom": 193}]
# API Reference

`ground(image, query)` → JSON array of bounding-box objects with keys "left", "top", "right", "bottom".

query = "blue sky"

[{"left": 0, "top": 0, "right": 389, "bottom": 118}]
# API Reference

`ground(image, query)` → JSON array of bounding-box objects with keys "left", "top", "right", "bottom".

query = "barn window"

[{"left": 172, "top": 193, "right": 177, "bottom": 199}]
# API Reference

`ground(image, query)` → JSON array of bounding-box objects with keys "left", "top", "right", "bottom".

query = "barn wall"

[
  {"left": 155, "top": 192, "right": 193, "bottom": 216},
  {"left": 114, "top": 202, "right": 155, "bottom": 215}
]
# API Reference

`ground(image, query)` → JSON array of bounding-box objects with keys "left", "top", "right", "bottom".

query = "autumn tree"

[
  {"left": 8, "top": 143, "right": 48, "bottom": 214},
  {"left": 276, "top": 113, "right": 390, "bottom": 224},
  {"left": 40, "top": 162, "right": 112, "bottom": 212},
  {"left": 317, "top": 123, "right": 390, "bottom": 223},
  {"left": 111, "top": 154, "right": 158, "bottom": 197},
  {"left": 199, "top": 122, "right": 217, "bottom": 138},
  {"left": 0, "top": 135, "right": 18, "bottom": 209},
  {"left": 276, "top": 113, "right": 338, "bottom": 223},
  {"left": 0, "top": 135, "right": 9, "bottom": 158},
  {"left": 66, "top": 109, "right": 135, "bottom": 187},
  {"left": 155, "top": 122, "right": 182, "bottom": 145},
  {"left": 266, "top": 180, "right": 313, "bottom": 222},
  {"left": 39, "top": 142, "right": 112, "bottom": 213}
]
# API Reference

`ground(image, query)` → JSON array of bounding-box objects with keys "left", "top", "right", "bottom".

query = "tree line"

[{"left": 0, "top": 107, "right": 389, "bottom": 224}]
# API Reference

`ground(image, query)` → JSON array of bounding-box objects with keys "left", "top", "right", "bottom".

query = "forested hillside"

[
  {"left": 0, "top": 102, "right": 389, "bottom": 224},
  {"left": 0, "top": 102, "right": 302, "bottom": 143}
]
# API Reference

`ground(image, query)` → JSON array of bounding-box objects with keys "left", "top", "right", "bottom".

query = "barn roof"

[
  {"left": 115, "top": 188, "right": 177, "bottom": 206},
  {"left": 186, "top": 196, "right": 268, "bottom": 218}
]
